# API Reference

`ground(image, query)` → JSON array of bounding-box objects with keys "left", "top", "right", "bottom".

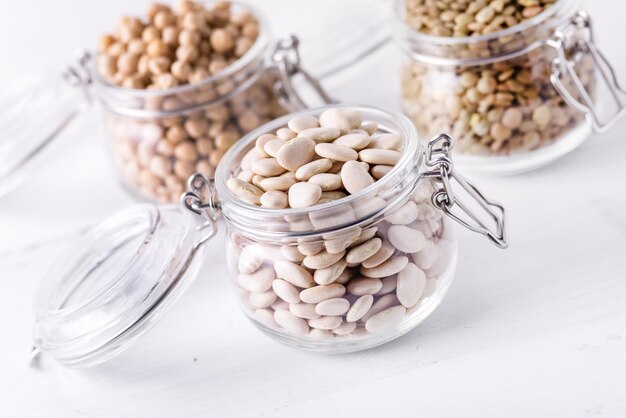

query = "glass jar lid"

[
  {"left": 32, "top": 203, "right": 214, "bottom": 368},
  {"left": 0, "top": 67, "right": 91, "bottom": 197}
]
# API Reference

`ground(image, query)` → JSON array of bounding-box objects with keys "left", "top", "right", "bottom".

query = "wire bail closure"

[
  {"left": 181, "top": 173, "right": 219, "bottom": 248},
  {"left": 423, "top": 134, "right": 508, "bottom": 249},
  {"left": 63, "top": 50, "right": 94, "bottom": 107},
  {"left": 549, "top": 11, "right": 626, "bottom": 133},
  {"left": 271, "top": 35, "right": 336, "bottom": 111}
]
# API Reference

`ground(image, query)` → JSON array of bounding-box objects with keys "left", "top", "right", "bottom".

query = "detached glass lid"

[
  {"left": 32, "top": 202, "right": 214, "bottom": 368},
  {"left": 0, "top": 57, "right": 92, "bottom": 197}
]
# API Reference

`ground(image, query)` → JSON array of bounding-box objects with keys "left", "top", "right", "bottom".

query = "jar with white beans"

[
  {"left": 31, "top": 106, "right": 507, "bottom": 367},
  {"left": 216, "top": 106, "right": 508, "bottom": 351}
]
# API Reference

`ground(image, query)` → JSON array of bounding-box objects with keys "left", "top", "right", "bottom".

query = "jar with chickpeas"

[
  {"left": 32, "top": 106, "right": 507, "bottom": 367},
  {"left": 394, "top": 0, "right": 626, "bottom": 174},
  {"left": 94, "top": 0, "right": 305, "bottom": 203}
]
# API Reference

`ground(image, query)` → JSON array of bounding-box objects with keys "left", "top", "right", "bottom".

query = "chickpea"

[{"left": 210, "top": 28, "right": 235, "bottom": 53}]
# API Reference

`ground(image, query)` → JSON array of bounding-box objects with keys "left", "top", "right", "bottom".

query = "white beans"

[
  {"left": 287, "top": 115, "right": 319, "bottom": 133},
  {"left": 237, "top": 265, "right": 274, "bottom": 292},
  {"left": 297, "top": 127, "right": 341, "bottom": 143},
  {"left": 308, "top": 173, "right": 342, "bottom": 191},
  {"left": 259, "top": 176, "right": 295, "bottom": 191},
  {"left": 272, "top": 279, "right": 301, "bottom": 304},
  {"left": 361, "top": 241, "right": 395, "bottom": 268},
  {"left": 295, "top": 159, "right": 333, "bottom": 180},
  {"left": 346, "top": 237, "right": 382, "bottom": 264},
  {"left": 288, "top": 182, "right": 322, "bottom": 208},
  {"left": 396, "top": 263, "right": 427, "bottom": 308},
  {"left": 358, "top": 149, "right": 402, "bottom": 166},
  {"left": 303, "top": 250, "right": 345, "bottom": 270},
  {"left": 314, "top": 259, "right": 348, "bottom": 285},
  {"left": 319, "top": 108, "right": 351, "bottom": 134},
  {"left": 385, "top": 201, "right": 418, "bottom": 225},
  {"left": 249, "top": 290, "right": 277, "bottom": 309},
  {"left": 260, "top": 191, "right": 288, "bottom": 208},
  {"left": 300, "top": 284, "right": 346, "bottom": 304},
  {"left": 227, "top": 178, "right": 263, "bottom": 205},
  {"left": 315, "top": 298, "right": 350, "bottom": 316},
  {"left": 388, "top": 225, "right": 427, "bottom": 253},
  {"left": 347, "top": 277, "right": 384, "bottom": 295},
  {"left": 361, "top": 255, "right": 409, "bottom": 278},
  {"left": 274, "top": 260, "right": 315, "bottom": 288},
  {"left": 341, "top": 160, "right": 374, "bottom": 194},
  {"left": 290, "top": 303, "right": 320, "bottom": 320},
  {"left": 333, "top": 321, "right": 357, "bottom": 335},
  {"left": 252, "top": 158, "right": 286, "bottom": 177},
  {"left": 309, "top": 316, "right": 343, "bottom": 330},
  {"left": 334, "top": 133, "right": 371, "bottom": 150},
  {"left": 315, "top": 143, "right": 359, "bottom": 162},
  {"left": 274, "top": 310, "right": 309, "bottom": 335},
  {"left": 230, "top": 108, "right": 451, "bottom": 341},
  {"left": 276, "top": 138, "right": 316, "bottom": 172},
  {"left": 369, "top": 133, "right": 403, "bottom": 151},
  {"left": 346, "top": 294, "right": 374, "bottom": 323},
  {"left": 365, "top": 305, "right": 407, "bottom": 333}
]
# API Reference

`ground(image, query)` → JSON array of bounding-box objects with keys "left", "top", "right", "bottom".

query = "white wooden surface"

[{"left": 1, "top": 1, "right": 626, "bottom": 417}]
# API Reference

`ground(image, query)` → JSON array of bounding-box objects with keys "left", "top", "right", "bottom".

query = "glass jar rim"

[
  {"left": 392, "top": 0, "right": 579, "bottom": 48},
  {"left": 92, "top": 0, "right": 271, "bottom": 100},
  {"left": 214, "top": 104, "right": 424, "bottom": 239},
  {"left": 32, "top": 204, "right": 206, "bottom": 367}
]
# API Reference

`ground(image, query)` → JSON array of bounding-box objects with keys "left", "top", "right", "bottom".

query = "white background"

[{"left": 1, "top": 1, "right": 626, "bottom": 417}]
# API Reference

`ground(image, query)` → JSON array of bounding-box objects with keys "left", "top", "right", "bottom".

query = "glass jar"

[
  {"left": 98, "top": 1, "right": 287, "bottom": 203},
  {"left": 394, "top": 0, "right": 626, "bottom": 174},
  {"left": 0, "top": 2, "right": 327, "bottom": 202},
  {"left": 215, "top": 106, "right": 507, "bottom": 351},
  {"left": 32, "top": 105, "right": 507, "bottom": 367}
]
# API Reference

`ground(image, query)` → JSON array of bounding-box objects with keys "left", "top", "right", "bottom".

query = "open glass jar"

[
  {"left": 394, "top": 0, "right": 626, "bottom": 174},
  {"left": 32, "top": 105, "right": 507, "bottom": 367}
]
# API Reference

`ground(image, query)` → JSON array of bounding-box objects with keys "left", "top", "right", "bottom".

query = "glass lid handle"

[
  {"left": 180, "top": 173, "right": 219, "bottom": 248},
  {"left": 549, "top": 11, "right": 626, "bottom": 133},
  {"left": 270, "top": 36, "right": 337, "bottom": 112},
  {"left": 422, "top": 134, "right": 509, "bottom": 249}
]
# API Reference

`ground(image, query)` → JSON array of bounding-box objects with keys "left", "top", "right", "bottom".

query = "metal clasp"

[
  {"left": 423, "top": 134, "right": 508, "bottom": 249},
  {"left": 180, "top": 173, "right": 219, "bottom": 248},
  {"left": 271, "top": 36, "right": 336, "bottom": 111},
  {"left": 549, "top": 11, "right": 626, "bottom": 133},
  {"left": 63, "top": 50, "right": 94, "bottom": 108}
]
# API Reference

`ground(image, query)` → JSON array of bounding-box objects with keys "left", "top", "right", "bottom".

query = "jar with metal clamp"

[
  {"left": 394, "top": 0, "right": 626, "bottom": 174},
  {"left": 32, "top": 105, "right": 507, "bottom": 368},
  {"left": 0, "top": 1, "right": 330, "bottom": 202}
]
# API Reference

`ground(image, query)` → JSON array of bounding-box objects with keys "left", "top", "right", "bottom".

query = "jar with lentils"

[
  {"left": 395, "top": 0, "right": 626, "bottom": 174},
  {"left": 32, "top": 106, "right": 508, "bottom": 367},
  {"left": 95, "top": 0, "right": 290, "bottom": 203}
]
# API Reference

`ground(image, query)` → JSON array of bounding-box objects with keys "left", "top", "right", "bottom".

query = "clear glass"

[
  {"left": 395, "top": 0, "right": 596, "bottom": 174},
  {"left": 96, "top": 1, "right": 286, "bottom": 203},
  {"left": 33, "top": 204, "right": 206, "bottom": 368},
  {"left": 215, "top": 105, "right": 458, "bottom": 353},
  {"left": 0, "top": 73, "right": 88, "bottom": 197}
]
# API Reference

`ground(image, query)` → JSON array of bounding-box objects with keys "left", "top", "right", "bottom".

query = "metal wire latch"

[
  {"left": 181, "top": 173, "right": 219, "bottom": 248},
  {"left": 549, "top": 11, "right": 626, "bottom": 133},
  {"left": 63, "top": 50, "right": 94, "bottom": 106},
  {"left": 271, "top": 36, "right": 336, "bottom": 111},
  {"left": 423, "top": 134, "right": 508, "bottom": 249}
]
